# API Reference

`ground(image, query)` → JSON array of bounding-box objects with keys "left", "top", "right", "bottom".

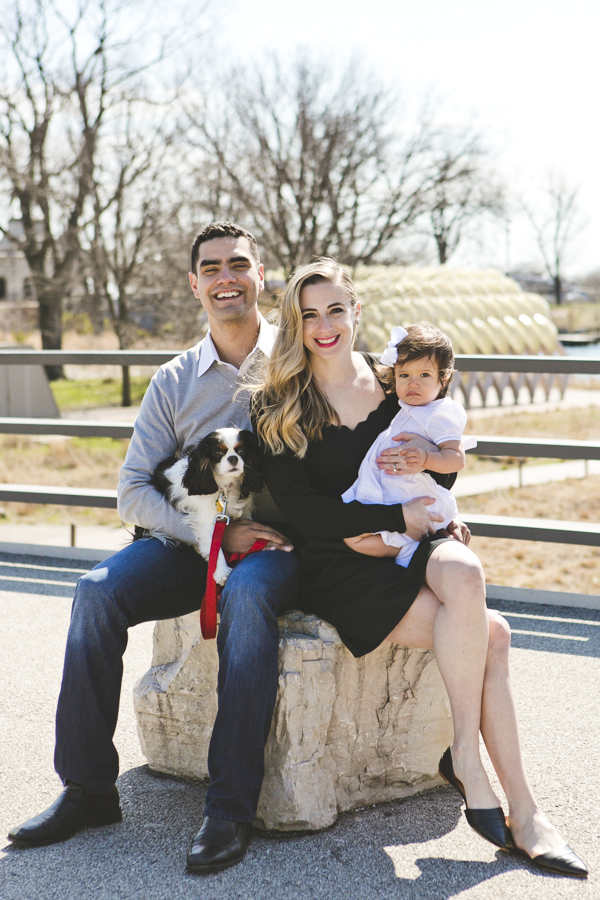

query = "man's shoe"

[
  {"left": 186, "top": 816, "right": 253, "bottom": 874},
  {"left": 7, "top": 783, "right": 122, "bottom": 847}
]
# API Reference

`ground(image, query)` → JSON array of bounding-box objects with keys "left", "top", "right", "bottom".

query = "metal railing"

[{"left": 0, "top": 350, "right": 599, "bottom": 546}]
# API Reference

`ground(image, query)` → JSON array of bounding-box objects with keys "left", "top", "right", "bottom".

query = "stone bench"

[{"left": 133, "top": 611, "right": 453, "bottom": 831}]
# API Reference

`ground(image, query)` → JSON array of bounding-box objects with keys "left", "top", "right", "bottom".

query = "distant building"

[
  {"left": 0, "top": 219, "right": 33, "bottom": 303},
  {"left": 508, "top": 271, "right": 594, "bottom": 304}
]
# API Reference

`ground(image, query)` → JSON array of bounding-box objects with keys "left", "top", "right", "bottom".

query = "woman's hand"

[
  {"left": 377, "top": 432, "right": 438, "bottom": 474},
  {"left": 402, "top": 497, "right": 444, "bottom": 541}
]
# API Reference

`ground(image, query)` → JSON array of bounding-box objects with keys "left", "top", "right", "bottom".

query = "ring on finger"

[{"left": 393, "top": 463, "right": 397, "bottom": 472}]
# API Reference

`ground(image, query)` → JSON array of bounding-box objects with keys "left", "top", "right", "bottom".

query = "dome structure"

[{"left": 352, "top": 266, "right": 565, "bottom": 407}]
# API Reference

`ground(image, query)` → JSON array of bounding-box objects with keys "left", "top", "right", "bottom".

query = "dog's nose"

[{"left": 227, "top": 455, "right": 239, "bottom": 466}]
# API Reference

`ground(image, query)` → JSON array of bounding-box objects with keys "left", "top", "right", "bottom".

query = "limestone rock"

[{"left": 134, "top": 610, "right": 453, "bottom": 831}]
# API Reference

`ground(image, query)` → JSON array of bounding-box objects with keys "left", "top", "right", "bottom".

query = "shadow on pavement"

[
  {"left": 2, "top": 768, "right": 519, "bottom": 900},
  {"left": 489, "top": 599, "right": 600, "bottom": 658},
  {"left": 0, "top": 554, "right": 89, "bottom": 598}
]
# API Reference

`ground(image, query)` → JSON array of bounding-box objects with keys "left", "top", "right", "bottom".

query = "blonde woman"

[{"left": 251, "top": 258, "right": 587, "bottom": 879}]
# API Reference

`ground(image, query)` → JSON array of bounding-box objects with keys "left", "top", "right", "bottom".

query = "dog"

[{"left": 152, "top": 427, "right": 264, "bottom": 585}]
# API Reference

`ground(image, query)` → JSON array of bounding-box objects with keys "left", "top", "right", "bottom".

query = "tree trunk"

[
  {"left": 435, "top": 235, "right": 447, "bottom": 265},
  {"left": 553, "top": 274, "right": 562, "bottom": 305},
  {"left": 38, "top": 290, "right": 65, "bottom": 380}
]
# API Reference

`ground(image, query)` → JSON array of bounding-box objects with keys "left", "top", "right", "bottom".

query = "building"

[{"left": 0, "top": 219, "right": 33, "bottom": 303}]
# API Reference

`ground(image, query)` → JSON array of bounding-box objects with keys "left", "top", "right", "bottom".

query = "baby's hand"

[{"left": 399, "top": 446, "right": 427, "bottom": 470}]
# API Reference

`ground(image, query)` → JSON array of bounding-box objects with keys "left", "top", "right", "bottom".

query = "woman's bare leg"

[
  {"left": 480, "top": 613, "right": 566, "bottom": 855},
  {"left": 387, "top": 549, "right": 569, "bottom": 855},
  {"left": 388, "top": 540, "right": 499, "bottom": 810}
]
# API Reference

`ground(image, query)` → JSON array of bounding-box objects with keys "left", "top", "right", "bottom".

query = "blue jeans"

[{"left": 54, "top": 537, "right": 300, "bottom": 822}]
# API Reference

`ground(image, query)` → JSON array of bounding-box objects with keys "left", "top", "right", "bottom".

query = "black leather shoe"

[
  {"left": 186, "top": 816, "right": 253, "bottom": 874},
  {"left": 505, "top": 829, "right": 588, "bottom": 878},
  {"left": 7, "top": 783, "right": 122, "bottom": 847},
  {"left": 439, "top": 747, "right": 509, "bottom": 849}
]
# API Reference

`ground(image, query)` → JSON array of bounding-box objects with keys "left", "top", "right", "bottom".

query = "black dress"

[{"left": 259, "top": 359, "right": 455, "bottom": 658}]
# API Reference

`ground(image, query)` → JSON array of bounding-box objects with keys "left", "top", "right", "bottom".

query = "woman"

[{"left": 251, "top": 258, "right": 587, "bottom": 878}]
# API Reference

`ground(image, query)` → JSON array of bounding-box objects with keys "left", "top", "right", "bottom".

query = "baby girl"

[{"left": 343, "top": 322, "right": 473, "bottom": 566}]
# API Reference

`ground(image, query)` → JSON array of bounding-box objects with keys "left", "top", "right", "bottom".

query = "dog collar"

[{"left": 215, "top": 490, "right": 229, "bottom": 521}]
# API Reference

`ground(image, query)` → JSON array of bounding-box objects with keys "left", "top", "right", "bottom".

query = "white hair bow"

[{"left": 379, "top": 325, "right": 409, "bottom": 366}]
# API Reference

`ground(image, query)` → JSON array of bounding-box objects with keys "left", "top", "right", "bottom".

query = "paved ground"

[{"left": 0, "top": 550, "right": 599, "bottom": 900}]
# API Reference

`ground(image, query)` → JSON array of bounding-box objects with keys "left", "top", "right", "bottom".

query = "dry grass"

[
  {"left": 0, "top": 404, "right": 599, "bottom": 596},
  {"left": 0, "top": 435, "right": 126, "bottom": 527},
  {"left": 462, "top": 406, "right": 600, "bottom": 596},
  {"left": 466, "top": 405, "right": 600, "bottom": 441},
  {"left": 459, "top": 476, "right": 600, "bottom": 596},
  {"left": 463, "top": 405, "right": 600, "bottom": 475}
]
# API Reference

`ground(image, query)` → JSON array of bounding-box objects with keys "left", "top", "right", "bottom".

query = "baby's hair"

[{"left": 393, "top": 322, "right": 455, "bottom": 399}]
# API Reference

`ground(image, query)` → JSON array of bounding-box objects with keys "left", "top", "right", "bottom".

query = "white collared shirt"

[{"left": 197, "top": 314, "right": 277, "bottom": 378}]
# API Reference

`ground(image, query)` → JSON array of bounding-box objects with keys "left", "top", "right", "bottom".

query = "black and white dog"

[{"left": 152, "top": 428, "right": 264, "bottom": 585}]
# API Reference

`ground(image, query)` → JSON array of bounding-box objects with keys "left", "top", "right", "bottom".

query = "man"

[{"left": 8, "top": 222, "right": 301, "bottom": 873}]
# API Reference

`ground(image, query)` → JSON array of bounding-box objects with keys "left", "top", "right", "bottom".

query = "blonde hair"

[{"left": 252, "top": 258, "right": 359, "bottom": 457}]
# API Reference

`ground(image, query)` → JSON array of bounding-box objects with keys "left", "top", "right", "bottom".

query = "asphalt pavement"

[{"left": 0, "top": 550, "right": 599, "bottom": 900}]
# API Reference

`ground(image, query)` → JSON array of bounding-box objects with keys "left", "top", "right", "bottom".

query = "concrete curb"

[{"left": 0, "top": 540, "right": 111, "bottom": 563}]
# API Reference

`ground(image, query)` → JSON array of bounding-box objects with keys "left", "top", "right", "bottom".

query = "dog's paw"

[{"left": 214, "top": 561, "right": 232, "bottom": 585}]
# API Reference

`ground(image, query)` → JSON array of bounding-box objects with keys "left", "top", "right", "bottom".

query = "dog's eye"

[
  {"left": 235, "top": 444, "right": 246, "bottom": 458},
  {"left": 213, "top": 447, "right": 226, "bottom": 459}
]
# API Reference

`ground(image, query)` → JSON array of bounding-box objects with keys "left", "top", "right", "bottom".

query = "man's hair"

[
  {"left": 190, "top": 222, "right": 260, "bottom": 273},
  {"left": 393, "top": 322, "right": 455, "bottom": 399}
]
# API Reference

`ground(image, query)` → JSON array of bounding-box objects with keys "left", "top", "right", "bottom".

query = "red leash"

[{"left": 200, "top": 495, "right": 268, "bottom": 639}]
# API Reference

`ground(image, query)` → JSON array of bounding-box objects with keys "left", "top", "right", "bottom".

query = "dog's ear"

[
  {"left": 240, "top": 463, "right": 264, "bottom": 499},
  {"left": 151, "top": 455, "right": 179, "bottom": 496},
  {"left": 182, "top": 436, "right": 219, "bottom": 495},
  {"left": 237, "top": 431, "right": 265, "bottom": 499}
]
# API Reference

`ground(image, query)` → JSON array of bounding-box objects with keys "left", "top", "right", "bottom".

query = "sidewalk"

[{"left": 0, "top": 552, "right": 599, "bottom": 899}]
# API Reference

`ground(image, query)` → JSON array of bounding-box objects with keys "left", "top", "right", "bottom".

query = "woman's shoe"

[
  {"left": 438, "top": 746, "right": 509, "bottom": 849},
  {"left": 505, "top": 829, "right": 588, "bottom": 878}
]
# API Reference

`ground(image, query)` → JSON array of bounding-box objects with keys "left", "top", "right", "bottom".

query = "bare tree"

[
  {"left": 0, "top": 0, "right": 210, "bottom": 377},
  {"left": 79, "top": 98, "right": 191, "bottom": 403},
  {"left": 520, "top": 173, "right": 584, "bottom": 305},
  {"left": 421, "top": 128, "right": 505, "bottom": 264},
  {"left": 186, "top": 54, "right": 433, "bottom": 271},
  {"left": 0, "top": 0, "right": 103, "bottom": 376}
]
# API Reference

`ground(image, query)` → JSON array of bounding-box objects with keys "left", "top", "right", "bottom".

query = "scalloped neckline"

[{"left": 336, "top": 395, "right": 389, "bottom": 433}]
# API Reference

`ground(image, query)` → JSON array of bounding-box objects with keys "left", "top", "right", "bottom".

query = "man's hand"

[
  {"left": 446, "top": 518, "right": 471, "bottom": 546},
  {"left": 377, "top": 432, "right": 437, "bottom": 474},
  {"left": 221, "top": 519, "right": 293, "bottom": 554},
  {"left": 402, "top": 497, "right": 444, "bottom": 541}
]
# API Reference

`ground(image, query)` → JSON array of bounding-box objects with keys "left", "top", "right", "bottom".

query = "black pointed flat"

[
  {"left": 438, "top": 746, "right": 509, "bottom": 849},
  {"left": 505, "top": 829, "right": 588, "bottom": 878}
]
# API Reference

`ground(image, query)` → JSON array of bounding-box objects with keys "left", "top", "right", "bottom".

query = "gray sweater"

[{"left": 117, "top": 329, "right": 281, "bottom": 545}]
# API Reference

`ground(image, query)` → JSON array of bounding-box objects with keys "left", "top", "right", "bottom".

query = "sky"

[{"left": 221, "top": 0, "right": 600, "bottom": 278}]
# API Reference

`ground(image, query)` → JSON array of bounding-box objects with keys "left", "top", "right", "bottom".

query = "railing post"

[{"left": 122, "top": 365, "right": 131, "bottom": 407}]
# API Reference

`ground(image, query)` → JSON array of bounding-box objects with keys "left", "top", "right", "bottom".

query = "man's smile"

[{"left": 214, "top": 290, "right": 242, "bottom": 299}]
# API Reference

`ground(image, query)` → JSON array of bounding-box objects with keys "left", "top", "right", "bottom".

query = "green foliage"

[{"left": 50, "top": 376, "right": 152, "bottom": 410}]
